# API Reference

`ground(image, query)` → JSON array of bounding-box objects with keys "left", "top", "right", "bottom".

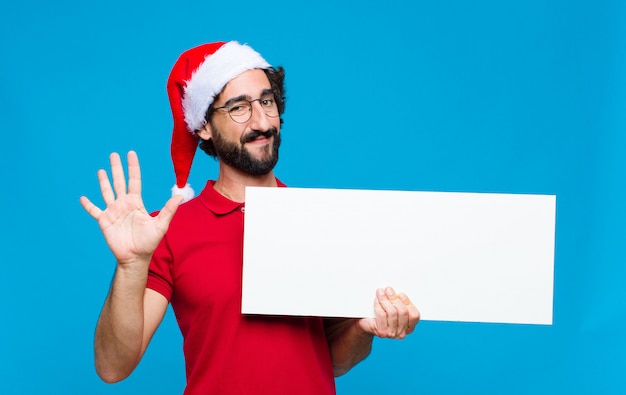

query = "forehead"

[{"left": 218, "top": 69, "right": 271, "bottom": 102}]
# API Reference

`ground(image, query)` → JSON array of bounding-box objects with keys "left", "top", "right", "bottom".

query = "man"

[{"left": 81, "top": 41, "right": 420, "bottom": 395}]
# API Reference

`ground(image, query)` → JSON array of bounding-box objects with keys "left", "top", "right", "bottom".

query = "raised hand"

[
  {"left": 357, "top": 287, "right": 420, "bottom": 339},
  {"left": 80, "top": 151, "right": 183, "bottom": 266}
]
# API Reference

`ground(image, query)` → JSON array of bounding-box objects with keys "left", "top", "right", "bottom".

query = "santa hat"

[{"left": 166, "top": 41, "right": 271, "bottom": 202}]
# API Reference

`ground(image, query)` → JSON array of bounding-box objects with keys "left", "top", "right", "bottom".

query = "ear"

[{"left": 197, "top": 122, "right": 213, "bottom": 141}]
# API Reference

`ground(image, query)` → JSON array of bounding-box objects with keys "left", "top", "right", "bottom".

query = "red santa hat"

[{"left": 166, "top": 41, "right": 271, "bottom": 202}]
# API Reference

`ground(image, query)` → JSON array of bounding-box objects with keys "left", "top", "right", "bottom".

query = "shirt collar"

[{"left": 198, "top": 178, "right": 286, "bottom": 215}]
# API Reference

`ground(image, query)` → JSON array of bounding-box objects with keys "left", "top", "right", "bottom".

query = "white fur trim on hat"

[
  {"left": 182, "top": 41, "right": 271, "bottom": 132},
  {"left": 171, "top": 183, "right": 195, "bottom": 203}
]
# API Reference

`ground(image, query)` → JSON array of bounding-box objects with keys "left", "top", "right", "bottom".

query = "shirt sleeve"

[{"left": 147, "top": 232, "right": 174, "bottom": 302}]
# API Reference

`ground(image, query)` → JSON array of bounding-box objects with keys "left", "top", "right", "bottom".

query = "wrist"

[{"left": 115, "top": 257, "right": 150, "bottom": 279}]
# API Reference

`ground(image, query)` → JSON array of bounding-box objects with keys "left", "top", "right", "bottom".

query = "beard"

[{"left": 211, "top": 125, "right": 281, "bottom": 176}]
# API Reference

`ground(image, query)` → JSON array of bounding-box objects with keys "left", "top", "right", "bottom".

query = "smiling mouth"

[{"left": 244, "top": 136, "right": 272, "bottom": 149}]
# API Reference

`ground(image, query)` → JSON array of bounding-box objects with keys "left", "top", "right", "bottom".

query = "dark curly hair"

[{"left": 198, "top": 67, "right": 286, "bottom": 158}]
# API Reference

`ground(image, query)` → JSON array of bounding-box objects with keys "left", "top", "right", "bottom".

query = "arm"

[
  {"left": 324, "top": 287, "right": 420, "bottom": 376},
  {"left": 81, "top": 151, "right": 182, "bottom": 382},
  {"left": 324, "top": 318, "right": 373, "bottom": 377},
  {"left": 95, "top": 279, "right": 168, "bottom": 382}
]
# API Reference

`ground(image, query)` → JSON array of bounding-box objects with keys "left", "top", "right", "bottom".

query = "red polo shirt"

[{"left": 147, "top": 180, "right": 336, "bottom": 395}]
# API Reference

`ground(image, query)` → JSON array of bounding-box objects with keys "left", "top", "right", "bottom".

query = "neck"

[{"left": 213, "top": 164, "right": 277, "bottom": 203}]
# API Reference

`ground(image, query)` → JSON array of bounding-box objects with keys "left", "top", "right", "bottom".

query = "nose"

[{"left": 247, "top": 100, "right": 271, "bottom": 131}]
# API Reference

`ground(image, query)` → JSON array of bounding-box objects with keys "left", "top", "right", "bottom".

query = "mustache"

[{"left": 240, "top": 127, "right": 279, "bottom": 144}]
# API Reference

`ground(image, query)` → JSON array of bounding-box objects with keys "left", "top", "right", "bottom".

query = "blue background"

[{"left": 1, "top": 0, "right": 624, "bottom": 393}]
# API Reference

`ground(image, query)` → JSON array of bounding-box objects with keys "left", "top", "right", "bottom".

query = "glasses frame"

[{"left": 212, "top": 93, "right": 279, "bottom": 124}]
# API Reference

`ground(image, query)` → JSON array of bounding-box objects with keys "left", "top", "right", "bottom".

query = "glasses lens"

[
  {"left": 260, "top": 95, "right": 279, "bottom": 118},
  {"left": 229, "top": 101, "right": 252, "bottom": 123}
]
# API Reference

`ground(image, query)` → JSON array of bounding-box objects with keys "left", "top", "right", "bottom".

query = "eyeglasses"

[{"left": 212, "top": 93, "right": 279, "bottom": 124}]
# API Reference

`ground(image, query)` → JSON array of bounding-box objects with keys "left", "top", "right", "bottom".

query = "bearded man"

[{"left": 80, "top": 41, "right": 419, "bottom": 395}]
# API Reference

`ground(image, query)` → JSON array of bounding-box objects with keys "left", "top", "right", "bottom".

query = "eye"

[
  {"left": 260, "top": 97, "right": 275, "bottom": 108},
  {"left": 229, "top": 101, "right": 250, "bottom": 115}
]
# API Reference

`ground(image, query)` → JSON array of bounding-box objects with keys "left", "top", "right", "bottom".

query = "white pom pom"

[{"left": 171, "top": 183, "right": 195, "bottom": 203}]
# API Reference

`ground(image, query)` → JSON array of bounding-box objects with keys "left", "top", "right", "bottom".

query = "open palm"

[{"left": 80, "top": 151, "right": 182, "bottom": 265}]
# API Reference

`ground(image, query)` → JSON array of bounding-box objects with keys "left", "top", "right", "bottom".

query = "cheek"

[
  {"left": 213, "top": 120, "right": 246, "bottom": 142},
  {"left": 271, "top": 119, "right": 281, "bottom": 133}
]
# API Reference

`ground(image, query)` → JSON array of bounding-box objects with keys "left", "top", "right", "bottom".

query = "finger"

[
  {"left": 97, "top": 169, "right": 115, "bottom": 205},
  {"left": 385, "top": 287, "right": 410, "bottom": 338},
  {"left": 109, "top": 152, "right": 127, "bottom": 197},
  {"left": 407, "top": 305, "right": 420, "bottom": 334},
  {"left": 397, "top": 293, "right": 411, "bottom": 334},
  {"left": 398, "top": 292, "right": 411, "bottom": 306},
  {"left": 127, "top": 151, "right": 142, "bottom": 196},
  {"left": 373, "top": 292, "right": 388, "bottom": 337},
  {"left": 391, "top": 290, "right": 409, "bottom": 334},
  {"left": 356, "top": 317, "right": 377, "bottom": 336},
  {"left": 379, "top": 287, "right": 401, "bottom": 337},
  {"left": 79, "top": 196, "right": 103, "bottom": 220},
  {"left": 398, "top": 292, "right": 420, "bottom": 334},
  {"left": 155, "top": 195, "right": 184, "bottom": 232}
]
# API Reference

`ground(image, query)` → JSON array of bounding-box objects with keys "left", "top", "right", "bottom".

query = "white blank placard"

[{"left": 242, "top": 187, "right": 555, "bottom": 325}]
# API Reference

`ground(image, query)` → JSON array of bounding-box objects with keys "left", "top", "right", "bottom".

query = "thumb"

[
  {"left": 356, "top": 317, "right": 377, "bottom": 335},
  {"left": 155, "top": 195, "right": 184, "bottom": 230}
]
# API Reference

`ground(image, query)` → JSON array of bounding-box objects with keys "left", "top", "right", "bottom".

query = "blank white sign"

[{"left": 242, "top": 187, "right": 555, "bottom": 325}]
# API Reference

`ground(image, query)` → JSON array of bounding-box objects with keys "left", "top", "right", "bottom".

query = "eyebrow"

[{"left": 221, "top": 89, "right": 274, "bottom": 107}]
